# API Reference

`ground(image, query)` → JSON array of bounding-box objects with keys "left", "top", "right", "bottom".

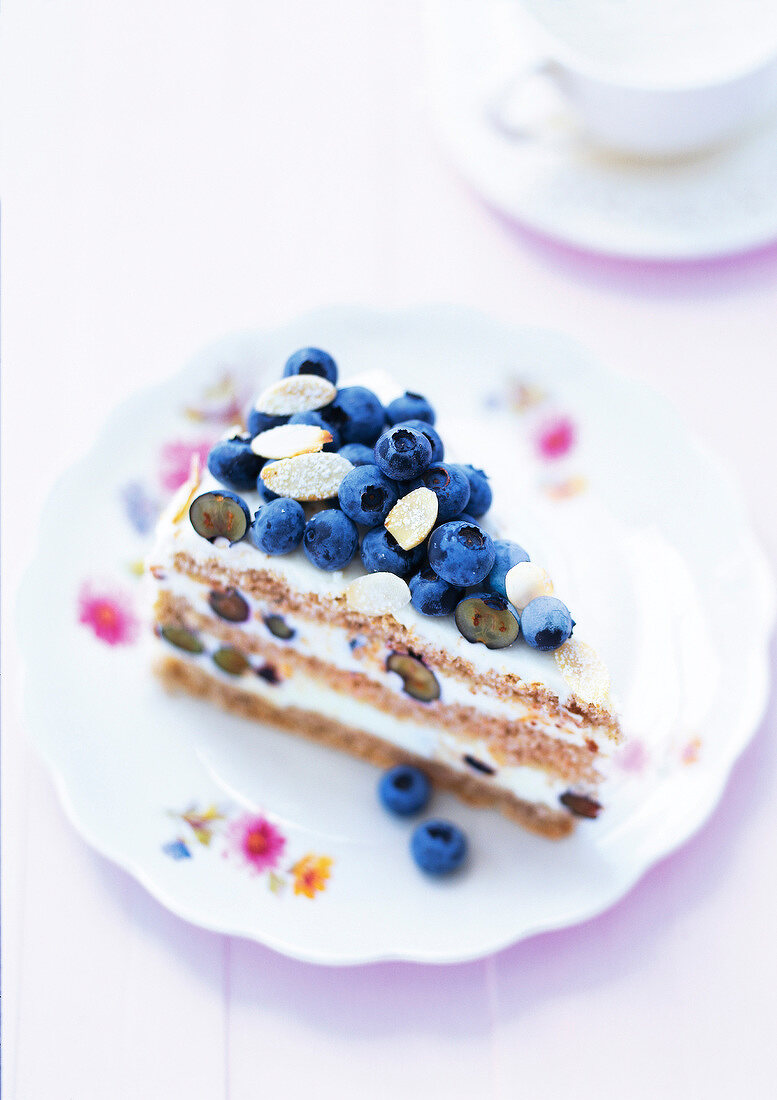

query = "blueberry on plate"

[
  {"left": 207, "top": 433, "right": 265, "bottom": 492},
  {"left": 374, "top": 426, "right": 432, "bottom": 481},
  {"left": 410, "top": 820, "right": 468, "bottom": 876},
  {"left": 282, "top": 347, "right": 338, "bottom": 386},
  {"left": 378, "top": 765, "right": 431, "bottom": 816},
  {"left": 454, "top": 592, "right": 520, "bottom": 649},
  {"left": 409, "top": 565, "right": 463, "bottom": 616},
  {"left": 408, "top": 462, "right": 470, "bottom": 522},
  {"left": 520, "top": 596, "right": 575, "bottom": 651},
  {"left": 338, "top": 464, "right": 399, "bottom": 526},
  {"left": 246, "top": 409, "right": 288, "bottom": 437},
  {"left": 360, "top": 526, "right": 425, "bottom": 578},
  {"left": 395, "top": 419, "right": 444, "bottom": 463},
  {"left": 386, "top": 652, "right": 441, "bottom": 702},
  {"left": 385, "top": 392, "right": 435, "bottom": 426},
  {"left": 249, "top": 498, "right": 306, "bottom": 555},
  {"left": 459, "top": 465, "right": 492, "bottom": 518},
  {"left": 189, "top": 490, "right": 251, "bottom": 543},
  {"left": 288, "top": 410, "right": 341, "bottom": 452},
  {"left": 427, "top": 520, "right": 495, "bottom": 587},
  {"left": 486, "top": 539, "right": 531, "bottom": 598},
  {"left": 303, "top": 509, "right": 359, "bottom": 571},
  {"left": 338, "top": 442, "right": 375, "bottom": 467},
  {"left": 319, "top": 386, "right": 385, "bottom": 445}
]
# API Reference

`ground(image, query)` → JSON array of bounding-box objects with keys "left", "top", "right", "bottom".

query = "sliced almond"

[
  {"left": 253, "top": 375, "right": 336, "bottom": 416},
  {"left": 384, "top": 487, "right": 438, "bottom": 551},
  {"left": 505, "top": 561, "right": 554, "bottom": 611},
  {"left": 251, "top": 423, "right": 332, "bottom": 459},
  {"left": 170, "top": 454, "right": 203, "bottom": 524},
  {"left": 345, "top": 572, "right": 411, "bottom": 616},
  {"left": 260, "top": 452, "right": 353, "bottom": 501},
  {"left": 555, "top": 639, "right": 611, "bottom": 708}
]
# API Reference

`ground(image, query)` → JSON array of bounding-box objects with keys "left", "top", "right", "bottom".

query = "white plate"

[
  {"left": 425, "top": 0, "right": 777, "bottom": 260},
  {"left": 19, "top": 305, "right": 774, "bottom": 964}
]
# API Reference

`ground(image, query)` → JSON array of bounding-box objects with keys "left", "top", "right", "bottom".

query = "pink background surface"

[{"left": 3, "top": 2, "right": 776, "bottom": 1097}]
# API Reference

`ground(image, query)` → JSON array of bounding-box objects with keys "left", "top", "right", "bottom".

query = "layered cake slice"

[{"left": 148, "top": 348, "right": 621, "bottom": 839}]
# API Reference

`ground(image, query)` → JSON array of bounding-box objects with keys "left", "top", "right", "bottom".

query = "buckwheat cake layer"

[{"left": 148, "top": 470, "right": 620, "bottom": 836}]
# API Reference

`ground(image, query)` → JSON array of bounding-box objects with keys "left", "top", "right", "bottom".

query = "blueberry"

[
  {"left": 378, "top": 765, "right": 431, "bottom": 816},
  {"left": 207, "top": 434, "right": 265, "bottom": 492},
  {"left": 189, "top": 490, "right": 251, "bottom": 543},
  {"left": 386, "top": 652, "right": 440, "bottom": 702},
  {"left": 208, "top": 587, "right": 250, "bottom": 622},
  {"left": 410, "top": 820, "right": 468, "bottom": 876},
  {"left": 282, "top": 347, "right": 338, "bottom": 385},
  {"left": 338, "top": 442, "right": 375, "bottom": 467},
  {"left": 409, "top": 565, "right": 463, "bottom": 616},
  {"left": 249, "top": 498, "right": 305, "bottom": 555},
  {"left": 408, "top": 462, "right": 470, "bottom": 522},
  {"left": 303, "top": 509, "right": 359, "bottom": 571},
  {"left": 159, "top": 625, "right": 204, "bottom": 653},
  {"left": 396, "top": 419, "right": 445, "bottom": 463},
  {"left": 247, "top": 409, "right": 288, "bottom": 437},
  {"left": 385, "top": 392, "right": 435, "bottom": 426},
  {"left": 288, "top": 410, "right": 341, "bottom": 452},
  {"left": 338, "top": 464, "right": 399, "bottom": 527},
  {"left": 257, "top": 468, "right": 280, "bottom": 503},
  {"left": 520, "top": 596, "right": 575, "bottom": 651},
  {"left": 448, "top": 513, "right": 477, "bottom": 526},
  {"left": 459, "top": 465, "right": 492, "bottom": 518},
  {"left": 263, "top": 614, "right": 295, "bottom": 640},
  {"left": 360, "top": 526, "right": 425, "bottom": 578},
  {"left": 454, "top": 592, "right": 520, "bottom": 649},
  {"left": 560, "top": 791, "right": 602, "bottom": 819},
  {"left": 374, "top": 426, "right": 432, "bottom": 481},
  {"left": 486, "top": 540, "right": 530, "bottom": 598},
  {"left": 427, "top": 521, "right": 495, "bottom": 587},
  {"left": 320, "top": 386, "right": 385, "bottom": 445}
]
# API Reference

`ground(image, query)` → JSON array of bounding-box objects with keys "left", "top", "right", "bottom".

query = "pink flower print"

[
  {"left": 615, "top": 739, "right": 650, "bottom": 774},
  {"left": 78, "top": 584, "right": 139, "bottom": 645},
  {"left": 535, "top": 416, "right": 576, "bottom": 460},
  {"left": 226, "top": 814, "right": 286, "bottom": 874},
  {"left": 159, "top": 439, "right": 214, "bottom": 493}
]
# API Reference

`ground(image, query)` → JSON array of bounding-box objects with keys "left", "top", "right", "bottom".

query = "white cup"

[{"left": 490, "top": 2, "right": 777, "bottom": 157}]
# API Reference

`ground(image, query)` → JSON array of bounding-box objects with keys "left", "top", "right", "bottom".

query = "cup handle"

[{"left": 485, "top": 57, "right": 572, "bottom": 144}]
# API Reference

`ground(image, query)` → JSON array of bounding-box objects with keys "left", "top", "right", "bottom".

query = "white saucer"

[
  {"left": 425, "top": 0, "right": 777, "bottom": 260},
  {"left": 18, "top": 306, "right": 774, "bottom": 963}
]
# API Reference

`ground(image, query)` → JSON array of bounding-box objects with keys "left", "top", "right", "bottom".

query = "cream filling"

[{"left": 152, "top": 636, "right": 573, "bottom": 807}]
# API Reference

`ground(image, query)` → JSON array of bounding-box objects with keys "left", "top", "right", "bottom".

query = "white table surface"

[{"left": 3, "top": 2, "right": 777, "bottom": 1097}]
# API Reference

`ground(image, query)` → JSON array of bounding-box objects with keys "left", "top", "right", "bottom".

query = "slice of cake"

[{"left": 147, "top": 347, "right": 622, "bottom": 839}]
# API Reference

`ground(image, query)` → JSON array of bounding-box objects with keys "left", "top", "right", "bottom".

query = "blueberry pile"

[{"left": 194, "top": 347, "right": 575, "bottom": 653}]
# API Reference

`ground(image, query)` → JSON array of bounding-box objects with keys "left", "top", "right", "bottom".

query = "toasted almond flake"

[
  {"left": 251, "top": 423, "right": 332, "bottom": 459},
  {"left": 261, "top": 452, "right": 353, "bottom": 501},
  {"left": 555, "top": 639, "right": 611, "bottom": 708},
  {"left": 254, "top": 375, "right": 336, "bottom": 416},
  {"left": 170, "top": 454, "right": 203, "bottom": 523},
  {"left": 505, "top": 561, "right": 554, "bottom": 611},
  {"left": 345, "top": 572, "right": 411, "bottom": 615},
  {"left": 384, "top": 487, "right": 438, "bottom": 550}
]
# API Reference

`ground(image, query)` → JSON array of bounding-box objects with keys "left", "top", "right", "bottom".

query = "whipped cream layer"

[{"left": 150, "top": 635, "right": 574, "bottom": 808}]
